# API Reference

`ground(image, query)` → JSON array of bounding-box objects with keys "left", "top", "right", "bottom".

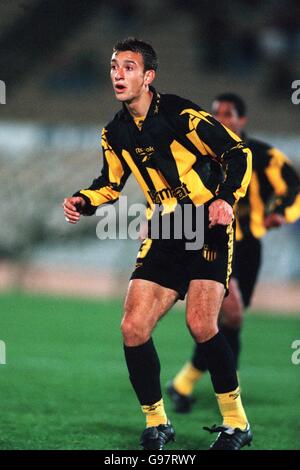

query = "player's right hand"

[
  {"left": 63, "top": 196, "right": 86, "bottom": 224},
  {"left": 264, "top": 213, "right": 286, "bottom": 229}
]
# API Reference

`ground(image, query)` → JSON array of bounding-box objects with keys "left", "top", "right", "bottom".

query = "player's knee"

[
  {"left": 221, "top": 300, "right": 244, "bottom": 328},
  {"left": 121, "top": 316, "right": 149, "bottom": 346},
  {"left": 223, "top": 312, "right": 243, "bottom": 328},
  {"left": 186, "top": 315, "right": 218, "bottom": 343},
  {"left": 221, "top": 279, "right": 244, "bottom": 327}
]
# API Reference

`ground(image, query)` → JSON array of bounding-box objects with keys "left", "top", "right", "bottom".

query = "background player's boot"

[
  {"left": 204, "top": 424, "right": 252, "bottom": 450},
  {"left": 140, "top": 421, "right": 175, "bottom": 450},
  {"left": 166, "top": 382, "right": 196, "bottom": 413}
]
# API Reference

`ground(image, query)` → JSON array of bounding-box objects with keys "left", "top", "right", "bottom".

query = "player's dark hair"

[
  {"left": 113, "top": 37, "right": 158, "bottom": 72},
  {"left": 214, "top": 93, "right": 247, "bottom": 117}
]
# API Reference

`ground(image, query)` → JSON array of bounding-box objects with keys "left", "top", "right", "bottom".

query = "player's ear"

[
  {"left": 144, "top": 69, "right": 155, "bottom": 85},
  {"left": 240, "top": 116, "right": 247, "bottom": 128}
]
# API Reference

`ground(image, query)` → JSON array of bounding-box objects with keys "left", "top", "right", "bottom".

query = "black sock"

[
  {"left": 124, "top": 338, "right": 162, "bottom": 406},
  {"left": 192, "top": 326, "right": 241, "bottom": 372},
  {"left": 199, "top": 332, "right": 238, "bottom": 393},
  {"left": 220, "top": 325, "right": 241, "bottom": 370},
  {"left": 191, "top": 343, "right": 208, "bottom": 372}
]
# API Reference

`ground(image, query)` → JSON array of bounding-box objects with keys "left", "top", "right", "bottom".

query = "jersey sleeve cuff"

[
  {"left": 215, "top": 189, "right": 235, "bottom": 207},
  {"left": 72, "top": 191, "right": 97, "bottom": 216}
]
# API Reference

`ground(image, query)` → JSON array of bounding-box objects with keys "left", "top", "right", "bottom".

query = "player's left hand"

[
  {"left": 209, "top": 199, "right": 234, "bottom": 228},
  {"left": 264, "top": 213, "right": 286, "bottom": 229}
]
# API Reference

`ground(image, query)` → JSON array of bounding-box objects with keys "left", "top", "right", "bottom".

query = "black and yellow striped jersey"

[
  {"left": 236, "top": 136, "right": 300, "bottom": 240},
  {"left": 75, "top": 87, "right": 252, "bottom": 217}
]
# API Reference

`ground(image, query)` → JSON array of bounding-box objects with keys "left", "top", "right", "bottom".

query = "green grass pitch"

[{"left": 0, "top": 291, "right": 299, "bottom": 450}]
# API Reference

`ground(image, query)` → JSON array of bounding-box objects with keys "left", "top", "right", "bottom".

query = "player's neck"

[
  {"left": 125, "top": 90, "right": 153, "bottom": 118},
  {"left": 229, "top": 128, "right": 242, "bottom": 138}
]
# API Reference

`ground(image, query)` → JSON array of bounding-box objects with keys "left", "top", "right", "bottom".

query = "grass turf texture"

[{"left": 0, "top": 292, "right": 299, "bottom": 450}]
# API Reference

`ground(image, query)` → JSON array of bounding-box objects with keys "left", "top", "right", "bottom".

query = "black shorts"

[
  {"left": 232, "top": 235, "right": 261, "bottom": 307},
  {"left": 130, "top": 206, "right": 235, "bottom": 300}
]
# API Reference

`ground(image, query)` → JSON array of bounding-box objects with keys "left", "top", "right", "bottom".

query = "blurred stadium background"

[{"left": 0, "top": 0, "right": 299, "bottom": 450}]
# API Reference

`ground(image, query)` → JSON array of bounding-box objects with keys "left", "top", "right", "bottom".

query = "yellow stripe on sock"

[
  {"left": 173, "top": 362, "right": 203, "bottom": 396},
  {"left": 216, "top": 386, "right": 248, "bottom": 430},
  {"left": 141, "top": 399, "right": 168, "bottom": 428}
]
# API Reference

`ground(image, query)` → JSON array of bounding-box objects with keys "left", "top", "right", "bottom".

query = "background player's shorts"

[
  {"left": 232, "top": 235, "right": 261, "bottom": 307},
  {"left": 130, "top": 211, "right": 235, "bottom": 300}
]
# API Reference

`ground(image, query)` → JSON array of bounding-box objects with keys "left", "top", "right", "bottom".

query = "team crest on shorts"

[
  {"left": 135, "top": 262, "right": 143, "bottom": 268},
  {"left": 202, "top": 244, "right": 217, "bottom": 262}
]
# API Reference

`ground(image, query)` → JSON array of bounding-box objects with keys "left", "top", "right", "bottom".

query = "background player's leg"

[
  {"left": 122, "top": 279, "right": 178, "bottom": 429},
  {"left": 220, "top": 236, "right": 262, "bottom": 367}
]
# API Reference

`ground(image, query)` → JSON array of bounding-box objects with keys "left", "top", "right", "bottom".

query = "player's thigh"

[
  {"left": 186, "top": 279, "right": 225, "bottom": 329},
  {"left": 123, "top": 278, "right": 178, "bottom": 333}
]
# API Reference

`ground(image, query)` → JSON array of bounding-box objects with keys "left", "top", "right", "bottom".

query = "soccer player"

[
  {"left": 167, "top": 93, "right": 300, "bottom": 414},
  {"left": 63, "top": 39, "right": 253, "bottom": 450}
]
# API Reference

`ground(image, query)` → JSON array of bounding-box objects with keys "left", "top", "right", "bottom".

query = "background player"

[{"left": 167, "top": 93, "right": 300, "bottom": 413}]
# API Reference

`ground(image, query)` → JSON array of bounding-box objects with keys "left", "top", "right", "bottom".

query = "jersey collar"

[{"left": 119, "top": 86, "right": 161, "bottom": 122}]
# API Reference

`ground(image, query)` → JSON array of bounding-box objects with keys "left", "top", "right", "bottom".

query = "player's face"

[
  {"left": 110, "top": 51, "right": 153, "bottom": 103},
  {"left": 211, "top": 101, "right": 246, "bottom": 135}
]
